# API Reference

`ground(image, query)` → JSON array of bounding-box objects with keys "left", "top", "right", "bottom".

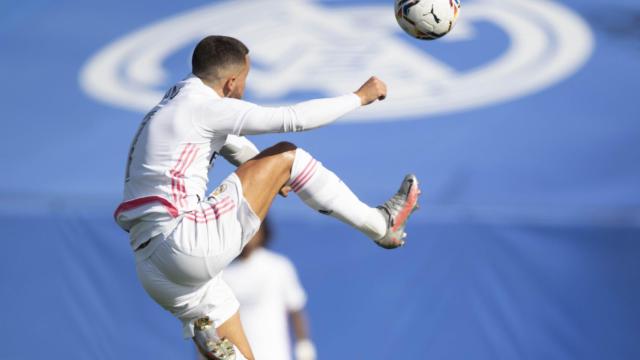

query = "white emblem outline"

[{"left": 79, "top": 0, "right": 594, "bottom": 122}]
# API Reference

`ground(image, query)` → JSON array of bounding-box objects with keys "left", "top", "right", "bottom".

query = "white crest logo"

[{"left": 80, "top": 0, "right": 593, "bottom": 122}]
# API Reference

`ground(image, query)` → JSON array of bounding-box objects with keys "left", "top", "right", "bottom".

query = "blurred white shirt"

[{"left": 223, "top": 248, "right": 307, "bottom": 360}]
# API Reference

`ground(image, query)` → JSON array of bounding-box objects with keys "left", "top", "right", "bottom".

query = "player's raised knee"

[
  {"left": 269, "top": 141, "right": 297, "bottom": 154},
  {"left": 257, "top": 141, "right": 297, "bottom": 164}
]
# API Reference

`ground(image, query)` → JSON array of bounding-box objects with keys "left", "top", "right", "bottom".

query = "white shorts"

[{"left": 135, "top": 173, "right": 261, "bottom": 338}]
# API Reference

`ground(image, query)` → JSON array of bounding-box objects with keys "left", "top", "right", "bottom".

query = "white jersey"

[
  {"left": 114, "top": 75, "right": 361, "bottom": 249},
  {"left": 224, "top": 248, "right": 307, "bottom": 360}
]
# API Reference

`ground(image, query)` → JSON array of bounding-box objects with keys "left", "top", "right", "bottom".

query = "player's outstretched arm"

[{"left": 198, "top": 77, "right": 387, "bottom": 136}]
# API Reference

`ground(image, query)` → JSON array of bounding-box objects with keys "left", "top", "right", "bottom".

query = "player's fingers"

[
  {"left": 356, "top": 76, "right": 385, "bottom": 105},
  {"left": 369, "top": 76, "right": 382, "bottom": 88},
  {"left": 377, "top": 81, "right": 387, "bottom": 101}
]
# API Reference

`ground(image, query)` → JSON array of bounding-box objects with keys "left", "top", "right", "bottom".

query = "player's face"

[{"left": 228, "top": 55, "right": 250, "bottom": 99}]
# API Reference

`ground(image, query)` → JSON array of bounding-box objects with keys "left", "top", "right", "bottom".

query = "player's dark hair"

[{"left": 192, "top": 35, "right": 249, "bottom": 83}]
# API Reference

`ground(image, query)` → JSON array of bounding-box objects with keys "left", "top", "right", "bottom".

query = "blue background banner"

[{"left": 1, "top": 0, "right": 639, "bottom": 359}]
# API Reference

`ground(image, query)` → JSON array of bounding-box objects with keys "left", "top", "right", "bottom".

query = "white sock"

[{"left": 289, "top": 148, "right": 386, "bottom": 240}]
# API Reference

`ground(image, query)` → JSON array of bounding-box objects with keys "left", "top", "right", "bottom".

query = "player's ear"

[{"left": 222, "top": 76, "right": 236, "bottom": 97}]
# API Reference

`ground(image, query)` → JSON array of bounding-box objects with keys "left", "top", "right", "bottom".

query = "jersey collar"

[{"left": 185, "top": 73, "right": 221, "bottom": 99}]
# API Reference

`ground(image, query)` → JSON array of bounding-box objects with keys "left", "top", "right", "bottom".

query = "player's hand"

[
  {"left": 279, "top": 185, "right": 292, "bottom": 197},
  {"left": 354, "top": 76, "right": 387, "bottom": 106}
]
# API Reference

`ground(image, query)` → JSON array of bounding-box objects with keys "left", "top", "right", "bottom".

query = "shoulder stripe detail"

[
  {"left": 170, "top": 143, "right": 200, "bottom": 208},
  {"left": 170, "top": 144, "right": 193, "bottom": 205}
]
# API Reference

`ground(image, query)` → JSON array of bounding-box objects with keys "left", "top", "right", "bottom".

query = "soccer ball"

[{"left": 394, "top": 0, "right": 461, "bottom": 40}]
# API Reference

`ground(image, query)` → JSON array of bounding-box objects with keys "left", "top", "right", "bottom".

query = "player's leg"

[
  {"left": 215, "top": 312, "right": 253, "bottom": 360},
  {"left": 234, "top": 141, "right": 296, "bottom": 220},
  {"left": 235, "top": 141, "right": 420, "bottom": 248},
  {"left": 192, "top": 312, "right": 252, "bottom": 360},
  {"left": 137, "top": 231, "right": 254, "bottom": 360}
]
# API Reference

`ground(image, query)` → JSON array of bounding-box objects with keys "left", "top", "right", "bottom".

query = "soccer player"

[{"left": 114, "top": 35, "right": 420, "bottom": 360}]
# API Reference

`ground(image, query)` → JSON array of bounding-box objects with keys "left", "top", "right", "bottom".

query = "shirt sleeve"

[
  {"left": 281, "top": 257, "right": 307, "bottom": 312},
  {"left": 196, "top": 93, "right": 361, "bottom": 135},
  {"left": 219, "top": 135, "right": 260, "bottom": 166}
]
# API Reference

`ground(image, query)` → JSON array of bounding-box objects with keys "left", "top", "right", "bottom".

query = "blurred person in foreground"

[
  {"left": 114, "top": 35, "right": 421, "bottom": 359},
  {"left": 198, "top": 219, "right": 316, "bottom": 360}
]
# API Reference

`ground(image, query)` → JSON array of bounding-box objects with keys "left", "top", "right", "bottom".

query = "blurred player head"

[
  {"left": 192, "top": 35, "right": 250, "bottom": 99},
  {"left": 239, "top": 217, "right": 272, "bottom": 259}
]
